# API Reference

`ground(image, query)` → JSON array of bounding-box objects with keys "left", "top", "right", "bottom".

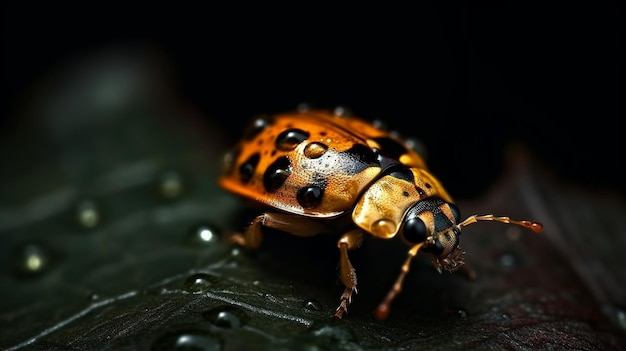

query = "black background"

[{"left": 2, "top": 2, "right": 624, "bottom": 200}]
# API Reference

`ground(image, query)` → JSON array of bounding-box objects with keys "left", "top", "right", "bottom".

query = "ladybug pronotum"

[{"left": 219, "top": 108, "right": 542, "bottom": 319}]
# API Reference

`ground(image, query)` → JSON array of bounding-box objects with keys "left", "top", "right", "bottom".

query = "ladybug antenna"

[{"left": 457, "top": 214, "right": 543, "bottom": 233}]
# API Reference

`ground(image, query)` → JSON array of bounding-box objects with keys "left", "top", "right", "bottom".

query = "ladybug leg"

[
  {"left": 334, "top": 229, "right": 365, "bottom": 319},
  {"left": 238, "top": 212, "right": 331, "bottom": 249},
  {"left": 223, "top": 215, "right": 265, "bottom": 249},
  {"left": 241, "top": 215, "right": 265, "bottom": 249},
  {"left": 375, "top": 243, "right": 422, "bottom": 320}
]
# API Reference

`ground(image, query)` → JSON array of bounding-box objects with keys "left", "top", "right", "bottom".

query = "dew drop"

[
  {"left": 371, "top": 119, "right": 388, "bottom": 131},
  {"left": 614, "top": 309, "right": 626, "bottom": 330},
  {"left": 489, "top": 306, "right": 512, "bottom": 321},
  {"left": 303, "top": 299, "right": 323, "bottom": 312},
  {"left": 76, "top": 199, "right": 100, "bottom": 228},
  {"left": 333, "top": 106, "right": 352, "bottom": 116},
  {"left": 222, "top": 151, "right": 234, "bottom": 171},
  {"left": 152, "top": 329, "right": 222, "bottom": 351},
  {"left": 602, "top": 304, "right": 626, "bottom": 330},
  {"left": 506, "top": 226, "right": 522, "bottom": 240},
  {"left": 243, "top": 116, "right": 271, "bottom": 140},
  {"left": 308, "top": 320, "right": 357, "bottom": 345},
  {"left": 187, "top": 223, "right": 220, "bottom": 246},
  {"left": 303, "top": 142, "right": 328, "bottom": 159},
  {"left": 456, "top": 308, "right": 468, "bottom": 318},
  {"left": 404, "top": 137, "right": 428, "bottom": 160},
  {"left": 184, "top": 273, "right": 220, "bottom": 292},
  {"left": 159, "top": 170, "right": 184, "bottom": 199},
  {"left": 25, "top": 251, "right": 43, "bottom": 271},
  {"left": 203, "top": 306, "right": 249, "bottom": 329},
  {"left": 297, "top": 102, "right": 311, "bottom": 112},
  {"left": 14, "top": 244, "right": 55, "bottom": 276},
  {"left": 499, "top": 252, "right": 519, "bottom": 269}
]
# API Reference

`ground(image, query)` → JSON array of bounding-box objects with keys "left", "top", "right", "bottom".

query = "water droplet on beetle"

[
  {"left": 404, "top": 137, "right": 428, "bottom": 160},
  {"left": 372, "top": 119, "right": 388, "bottom": 131},
  {"left": 297, "top": 102, "right": 311, "bottom": 112},
  {"left": 303, "top": 142, "right": 328, "bottom": 159},
  {"left": 333, "top": 106, "right": 352, "bottom": 116}
]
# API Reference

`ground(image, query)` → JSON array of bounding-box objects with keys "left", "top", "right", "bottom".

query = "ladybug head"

[
  {"left": 399, "top": 197, "right": 465, "bottom": 273},
  {"left": 399, "top": 197, "right": 543, "bottom": 273}
]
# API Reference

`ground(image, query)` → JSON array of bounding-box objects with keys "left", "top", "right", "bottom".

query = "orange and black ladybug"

[{"left": 219, "top": 107, "right": 542, "bottom": 319}]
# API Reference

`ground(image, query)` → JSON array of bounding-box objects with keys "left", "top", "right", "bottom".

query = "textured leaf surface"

[{"left": 1, "top": 50, "right": 625, "bottom": 351}]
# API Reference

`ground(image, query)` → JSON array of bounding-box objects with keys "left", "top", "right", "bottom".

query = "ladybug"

[{"left": 219, "top": 107, "right": 543, "bottom": 320}]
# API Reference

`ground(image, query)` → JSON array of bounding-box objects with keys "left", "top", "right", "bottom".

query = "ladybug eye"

[
  {"left": 403, "top": 217, "right": 427, "bottom": 244},
  {"left": 449, "top": 203, "right": 461, "bottom": 223}
]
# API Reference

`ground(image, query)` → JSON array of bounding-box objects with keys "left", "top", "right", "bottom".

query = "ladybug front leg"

[
  {"left": 334, "top": 229, "right": 365, "bottom": 319},
  {"left": 232, "top": 212, "right": 332, "bottom": 249}
]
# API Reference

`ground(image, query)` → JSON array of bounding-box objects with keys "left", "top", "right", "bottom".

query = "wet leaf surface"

[{"left": 1, "top": 50, "right": 625, "bottom": 351}]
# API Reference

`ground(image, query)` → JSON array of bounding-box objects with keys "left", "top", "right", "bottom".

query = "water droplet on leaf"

[
  {"left": 14, "top": 244, "right": 56, "bottom": 276},
  {"left": 76, "top": 199, "right": 100, "bottom": 228},
  {"left": 184, "top": 273, "right": 220, "bottom": 292},
  {"left": 456, "top": 308, "right": 468, "bottom": 318},
  {"left": 303, "top": 299, "right": 323, "bottom": 312},
  {"left": 499, "top": 252, "right": 519, "bottom": 268},
  {"left": 159, "top": 170, "right": 184, "bottom": 199},
  {"left": 203, "top": 306, "right": 249, "bottom": 329},
  {"left": 308, "top": 320, "right": 357, "bottom": 345},
  {"left": 152, "top": 329, "right": 222, "bottom": 351},
  {"left": 187, "top": 223, "right": 221, "bottom": 246}
]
